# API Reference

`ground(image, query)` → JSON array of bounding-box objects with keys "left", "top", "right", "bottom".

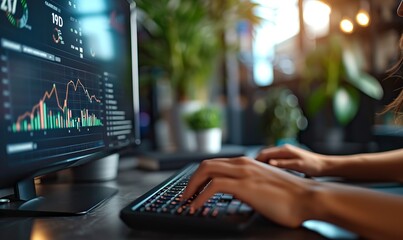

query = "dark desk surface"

[{"left": 1, "top": 157, "right": 402, "bottom": 240}]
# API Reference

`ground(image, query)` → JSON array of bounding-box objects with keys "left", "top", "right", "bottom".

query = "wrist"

[
  {"left": 319, "top": 154, "right": 360, "bottom": 177},
  {"left": 316, "top": 154, "right": 335, "bottom": 176},
  {"left": 321, "top": 155, "right": 351, "bottom": 176},
  {"left": 300, "top": 180, "right": 331, "bottom": 222}
]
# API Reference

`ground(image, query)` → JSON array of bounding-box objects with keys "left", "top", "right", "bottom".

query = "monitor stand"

[{"left": 0, "top": 177, "right": 117, "bottom": 216}]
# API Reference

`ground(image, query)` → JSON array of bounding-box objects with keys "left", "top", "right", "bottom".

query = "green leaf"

[
  {"left": 333, "top": 86, "right": 360, "bottom": 125},
  {"left": 306, "top": 86, "right": 327, "bottom": 117},
  {"left": 343, "top": 47, "right": 361, "bottom": 79},
  {"left": 185, "top": 107, "right": 221, "bottom": 130},
  {"left": 346, "top": 72, "right": 383, "bottom": 100},
  {"left": 343, "top": 48, "right": 383, "bottom": 100}
]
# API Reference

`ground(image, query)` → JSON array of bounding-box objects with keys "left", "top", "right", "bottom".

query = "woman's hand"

[
  {"left": 182, "top": 157, "right": 317, "bottom": 228},
  {"left": 256, "top": 144, "right": 330, "bottom": 177}
]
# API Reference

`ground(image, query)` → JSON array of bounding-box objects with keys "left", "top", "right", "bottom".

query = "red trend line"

[{"left": 16, "top": 79, "right": 101, "bottom": 125}]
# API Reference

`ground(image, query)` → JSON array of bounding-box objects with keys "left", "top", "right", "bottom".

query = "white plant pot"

[
  {"left": 195, "top": 128, "right": 222, "bottom": 153},
  {"left": 170, "top": 101, "right": 202, "bottom": 152}
]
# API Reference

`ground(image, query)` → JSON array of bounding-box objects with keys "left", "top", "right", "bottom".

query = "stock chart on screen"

[{"left": 0, "top": 0, "right": 137, "bottom": 165}]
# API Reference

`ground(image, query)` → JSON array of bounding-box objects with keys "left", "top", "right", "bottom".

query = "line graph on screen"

[{"left": 12, "top": 79, "right": 103, "bottom": 132}]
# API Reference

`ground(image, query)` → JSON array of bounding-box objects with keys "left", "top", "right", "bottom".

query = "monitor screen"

[{"left": 0, "top": 0, "right": 139, "bottom": 188}]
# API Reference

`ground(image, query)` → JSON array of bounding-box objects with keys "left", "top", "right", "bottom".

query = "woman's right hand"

[
  {"left": 256, "top": 144, "right": 331, "bottom": 177},
  {"left": 182, "top": 157, "right": 317, "bottom": 228}
]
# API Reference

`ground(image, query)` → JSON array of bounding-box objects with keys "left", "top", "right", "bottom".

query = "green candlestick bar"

[{"left": 12, "top": 107, "right": 103, "bottom": 132}]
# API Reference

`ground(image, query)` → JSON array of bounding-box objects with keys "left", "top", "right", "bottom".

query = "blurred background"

[{"left": 134, "top": 0, "right": 403, "bottom": 156}]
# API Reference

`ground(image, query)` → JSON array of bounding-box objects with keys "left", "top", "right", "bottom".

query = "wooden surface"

[{"left": 2, "top": 156, "right": 399, "bottom": 240}]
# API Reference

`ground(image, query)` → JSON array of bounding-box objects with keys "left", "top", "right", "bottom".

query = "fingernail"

[
  {"left": 189, "top": 206, "right": 195, "bottom": 214},
  {"left": 270, "top": 160, "right": 278, "bottom": 166}
]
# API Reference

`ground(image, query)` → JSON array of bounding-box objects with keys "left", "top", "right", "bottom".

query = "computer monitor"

[{"left": 0, "top": 0, "right": 139, "bottom": 215}]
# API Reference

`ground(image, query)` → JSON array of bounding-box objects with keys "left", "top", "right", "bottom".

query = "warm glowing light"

[
  {"left": 303, "top": 0, "right": 331, "bottom": 37},
  {"left": 356, "top": 10, "right": 370, "bottom": 27},
  {"left": 32, "top": 225, "right": 50, "bottom": 240},
  {"left": 340, "top": 18, "right": 354, "bottom": 33},
  {"left": 303, "top": 0, "right": 331, "bottom": 26}
]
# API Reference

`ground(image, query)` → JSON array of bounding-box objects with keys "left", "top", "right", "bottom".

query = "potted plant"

[
  {"left": 301, "top": 34, "right": 383, "bottom": 125},
  {"left": 258, "top": 87, "right": 307, "bottom": 146},
  {"left": 299, "top": 34, "right": 384, "bottom": 153},
  {"left": 185, "top": 107, "right": 222, "bottom": 153},
  {"left": 135, "top": 0, "right": 261, "bottom": 151}
]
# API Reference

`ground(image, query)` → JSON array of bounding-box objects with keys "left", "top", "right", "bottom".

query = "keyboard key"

[
  {"left": 238, "top": 203, "right": 253, "bottom": 215},
  {"left": 211, "top": 208, "right": 220, "bottom": 218},
  {"left": 160, "top": 207, "right": 170, "bottom": 213},
  {"left": 211, "top": 207, "right": 227, "bottom": 218},
  {"left": 226, "top": 200, "right": 242, "bottom": 214},
  {"left": 216, "top": 202, "right": 227, "bottom": 207},
  {"left": 221, "top": 194, "right": 233, "bottom": 201},
  {"left": 227, "top": 204, "right": 239, "bottom": 215},
  {"left": 176, "top": 207, "right": 185, "bottom": 215},
  {"left": 165, "top": 204, "right": 177, "bottom": 210},
  {"left": 201, "top": 207, "right": 211, "bottom": 217}
]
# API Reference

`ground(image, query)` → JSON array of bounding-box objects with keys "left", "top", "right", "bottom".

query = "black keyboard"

[{"left": 120, "top": 163, "right": 259, "bottom": 231}]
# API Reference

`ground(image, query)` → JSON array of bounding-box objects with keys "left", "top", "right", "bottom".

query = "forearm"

[
  {"left": 307, "top": 181, "right": 403, "bottom": 239},
  {"left": 321, "top": 148, "right": 403, "bottom": 182}
]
